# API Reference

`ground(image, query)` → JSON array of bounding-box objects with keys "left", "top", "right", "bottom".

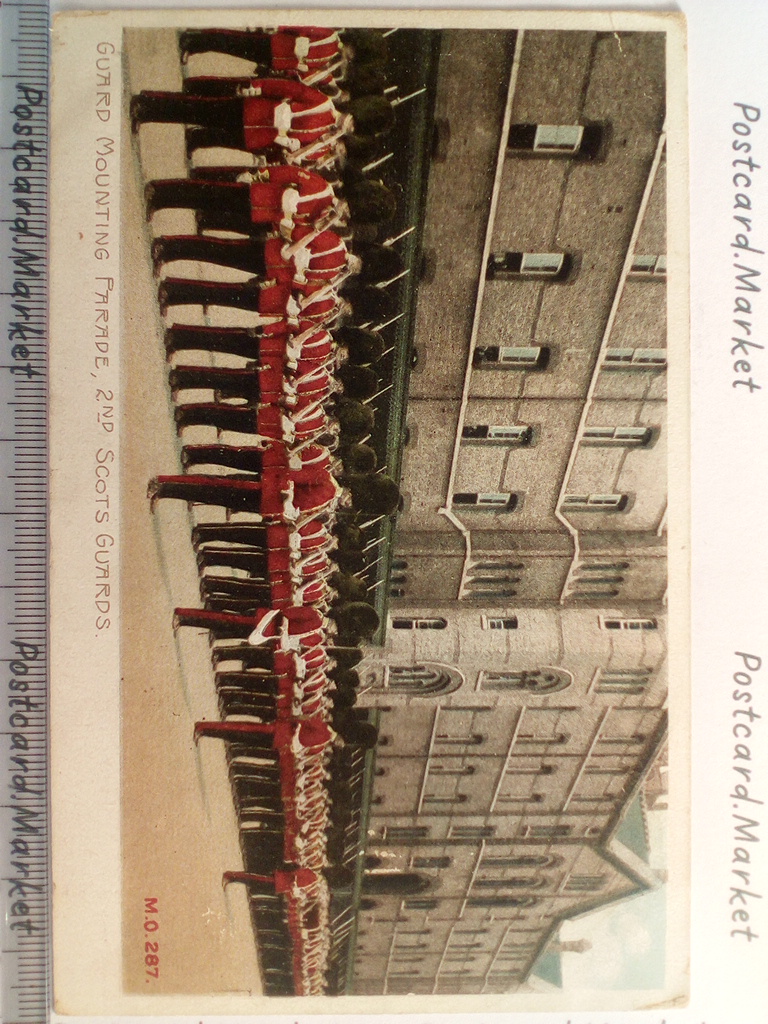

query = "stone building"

[{"left": 348, "top": 27, "right": 669, "bottom": 996}]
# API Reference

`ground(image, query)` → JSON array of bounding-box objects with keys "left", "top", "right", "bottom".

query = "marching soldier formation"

[{"left": 133, "top": 24, "right": 414, "bottom": 996}]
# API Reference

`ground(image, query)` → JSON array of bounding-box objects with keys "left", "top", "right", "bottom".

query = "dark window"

[
  {"left": 404, "top": 897, "right": 438, "bottom": 910},
  {"left": 481, "top": 668, "right": 572, "bottom": 693},
  {"left": 392, "top": 617, "right": 448, "bottom": 630},
  {"left": 581, "top": 561, "right": 630, "bottom": 572},
  {"left": 386, "top": 826, "right": 429, "bottom": 841},
  {"left": 482, "top": 855, "right": 561, "bottom": 868},
  {"left": 562, "top": 493, "right": 630, "bottom": 512},
  {"left": 453, "top": 491, "right": 519, "bottom": 511},
  {"left": 472, "top": 345, "right": 550, "bottom": 370},
  {"left": 525, "top": 825, "right": 571, "bottom": 838},
  {"left": 462, "top": 424, "right": 533, "bottom": 445},
  {"left": 482, "top": 616, "right": 519, "bottom": 631},
  {"left": 467, "top": 895, "right": 540, "bottom": 908},
  {"left": 603, "top": 348, "right": 666, "bottom": 370},
  {"left": 412, "top": 856, "right": 451, "bottom": 869},
  {"left": 601, "top": 617, "right": 658, "bottom": 631},
  {"left": 449, "top": 825, "right": 495, "bottom": 839},
  {"left": 386, "top": 664, "right": 463, "bottom": 696},
  {"left": 582, "top": 426, "right": 655, "bottom": 447},
  {"left": 487, "top": 251, "right": 570, "bottom": 281}
]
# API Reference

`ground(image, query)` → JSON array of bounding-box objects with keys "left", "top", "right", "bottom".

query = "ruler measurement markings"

[{"left": 1, "top": 0, "right": 51, "bottom": 1017}]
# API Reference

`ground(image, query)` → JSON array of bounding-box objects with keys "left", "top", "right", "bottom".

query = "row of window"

[
  {"left": 391, "top": 616, "right": 657, "bottom": 631},
  {"left": 404, "top": 857, "right": 607, "bottom": 893},
  {"left": 486, "top": 251, "right": 666, "bottom": 281},
  {"left": 376, "top": 664, "right": 654, "bottom": 695},
  {"left": 461, "top": 424, "right": 658, "bottom": 447},
  {"left": 452, "top": 491, "right": 632, "bottom": 512},
  {"left": 471, "top": 346, "right": 666, "bottom": 370},
  {"left": 383, "top": 823, "right": 603, "bottom": 842}
]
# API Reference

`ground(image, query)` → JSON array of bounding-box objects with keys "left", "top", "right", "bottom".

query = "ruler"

[{"left": 0, "top": 1, "right": 50, "bottom": 1022}]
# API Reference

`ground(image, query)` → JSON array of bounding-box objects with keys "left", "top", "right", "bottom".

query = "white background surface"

[{"left": 44, "top": 0, "right": 768, "bottom": 1022}]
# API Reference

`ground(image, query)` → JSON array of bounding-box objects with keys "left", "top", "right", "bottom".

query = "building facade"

[{"left": 350, "top": 28, "right": 669, "bottom": 996}]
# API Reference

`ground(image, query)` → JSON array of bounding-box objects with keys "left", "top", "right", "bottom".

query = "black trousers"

[
  {"left": 196, "top": 543, "right": 269, "bottom": 574},
  {"left": 165, "top": 324, "right": 265, "bottom": 360},
  {"left": 179, "top": 28, "right": 273, "bottom": 64},
  {"left": 217, "top": 671, "right": 280, "bottom": 694},
  {"left": 202, "top": 575, "right": 273, "bottom": 602},
  {"left": 170, "top": 366, "right": 259, "bottom": 401},
  {"left": 154, "top": 235, "right": 268, "bottom": 275},
  {"left": 145, "top": 179, "right": 251, "bottom": 220},
  {"left": 160, "top": 277, "right": 266, "bottom": 314},
  {"left": 133, "top": 92, "right": 245, "bottom": 133},
  {"left": 205, "top": 596, "right": 266, "bottom": 616},
  {"left": 174, "top": 402, "right": 258, "bottom": 435}
]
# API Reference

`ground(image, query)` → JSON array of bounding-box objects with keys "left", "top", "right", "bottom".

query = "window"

[
  {"left": 467, "top": 895, "right": 539, "bottom": 908},
  {"left": 596, "top": 668, "right": 652, "bottom": 694},
  {"left": 467, "top": 589, "right": 518, "bottom": 601},
  {"left": 403, "top": 897, "right": 438, "bottom": 910},
  {"left": 391, "top": 558, "right": 408, "bottom": 571},
  {"left": 509, "top": 123, "right": 582, "bottom": 152},
  {"left": 482, "top": 616, "right": 519, "bottom": 631},
  {"left": 453, "top": 492, "right": 519, "bottom": 511},
  {"left": 412, "top": 856, "right": 451, "bottom": 869},
  {"left": 600, "top": 616, "right": 658, "bottom": 631},
  {"left": 508, "top": 122, "right": 604, "bottom": 158},
  {"left": 518, "top": 732, "right": 569, "bottom": 745},
  {"left": 486, "top": 252, "right": 569, "bottom": 281},
  {"left": 603, "top": 348, "right": 667, "bottom": 370},
  {"left": 390, "top": 573, "right": 407, "bottom": 585},
  {"left": 506, "top": 763, "right": 556, "bottom": 776},
  {"left": 435, "top": 733, "right": 484, "bottom": 747},
  {"left": 462, "top": 424, "right": 533, "bottom": 445},
  {"left": 472, "top": 575, "right": 521, "bottom": 586},
  {"left": 480, "top": 668, "right": 572, "bottom": 693},
  {"left": 566, "top": 875, "right": 607, "bottom": 892},
  {"left": 599, "top": 733, "right": 647, "bottom": 745},
  {"left": 581, "top": 562, "right": 630, "bottom": 572},
  {"left": 524, "top": 825, "right": 571, "bottom": 838},
  {"left": 575, "top": 575, "right": 624, "bottom": 585},
  {"left": 384, "top": 664, "right": 464, "bottom": 696},
  {"left": 561, "top": 493, "right": 630, "bottom": 512},
  {"left": 430, "top": 763, "right": 475, "bottom": 777},
  {"left": 385, "top": 826, "right": 429, "bottom": 842},
  {"left": 390, "top": 587, "right": 406, "bottom": 598},
  {"left": 392, "top": 617, "right": 448, "bottom": 630},
  {"left": 630, "top": 254, "right": 667, "bottom": 276},
  {"left": 482, "top": 855, "right": 561, "bottom": 868},
  {"left": 449, "top": 825, "right": 495, "bottom": 839},
  {"left": 474, "top": 877, "right": 545, "bottom": 890},
  {"left": 582, "top": 426, "right": 655, "bottom": 447},
  {"left": 473, "top": 345, "right": 550, "bottom": 370},
  {"left": 423, "top": 794, "right": 469, "bottom": 806},
  {"left": 472, "top": 561, "right": 524, "bottom": 572}
]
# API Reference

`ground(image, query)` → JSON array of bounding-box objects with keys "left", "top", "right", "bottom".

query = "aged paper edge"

[{"left": 49, "top": 7, "right": 689, "bottom": 1015}]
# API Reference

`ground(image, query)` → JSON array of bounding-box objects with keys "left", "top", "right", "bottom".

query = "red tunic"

[
  {"left": 270, "top": 26, "right": 342, "bottom": 83},
  {"left": 249, "top": 166, "right": 335, "bottom": 227},
  {"left": 264, "top": 229, "right": 348, "bottom": 290},
  {"left": 242, "top": 79, "right": 338, "bottom": 154},
  {"left": 273, "top": 866, "right": 319, "bottom": 893}
]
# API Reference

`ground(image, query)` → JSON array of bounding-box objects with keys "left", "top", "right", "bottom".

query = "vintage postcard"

[{"left": 49, "top": 8, "right": 688, "bottom": 1016}]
